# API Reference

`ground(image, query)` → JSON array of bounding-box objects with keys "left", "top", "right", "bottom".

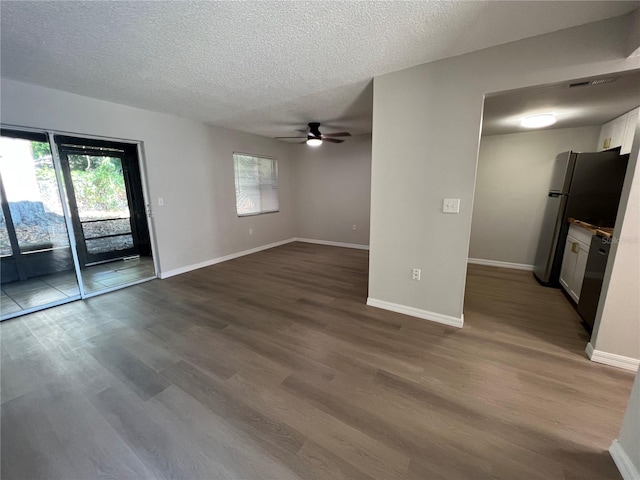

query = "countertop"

[{"left": 567, "top": 218, "right": 613, "bottom": 238}]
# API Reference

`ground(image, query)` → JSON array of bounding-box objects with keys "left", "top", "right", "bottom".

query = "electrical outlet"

[
  {"left": 249, "top": 228, "right": 253, "bottom": 235},
  {"left": 157, "top": 197, "right": 165, "bottom": 206},
  {"left": 412, "top": 268, "right": 421, "bottom": 281},
  {"left": 443, "top": 198, "right": 460, "bottom": 214},
  {"left": 352, "top": 224, "right": 357, "bottom": 231}
]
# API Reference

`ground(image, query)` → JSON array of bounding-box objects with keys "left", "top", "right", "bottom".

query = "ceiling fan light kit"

[{"left": 276, "top": 122, "right": 352, "bottom": 146}]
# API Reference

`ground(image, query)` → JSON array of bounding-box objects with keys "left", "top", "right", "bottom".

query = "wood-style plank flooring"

[{"left": 1, "top": 242, "right": 634, "bottom": 479}]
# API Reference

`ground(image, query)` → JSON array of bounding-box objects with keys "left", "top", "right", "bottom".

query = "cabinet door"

[
  {"left": 598, "top": 121, "right": 613, "bottom": 151},
  {"left": 622, "top": 108, "right": 639, "bottom": 155},
  {"left": 572, "top": 243, "right": 590, "bottom": 302},
  {"left": 559, "top": 237, "right": 577, "bottom": 294},
  {"left": 610, "top": 115, "right": 628, "bottom": 150}
]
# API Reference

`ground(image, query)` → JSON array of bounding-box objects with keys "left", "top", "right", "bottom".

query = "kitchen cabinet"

[
  {"left": 621, "top": 107, "right": 639, "bottom": 155},
  {"left": 597, "top": 107, "right": 639, "bottom": 154},
  {"left": 559, "top": 225, "right": 592, "bottom": 303}
]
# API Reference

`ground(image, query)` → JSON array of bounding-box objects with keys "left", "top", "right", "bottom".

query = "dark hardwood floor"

[{"left": 1, "top": 242, "right": 634, "bottom": 479}]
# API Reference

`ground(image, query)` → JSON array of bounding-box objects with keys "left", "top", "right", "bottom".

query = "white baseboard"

[
  {"left": 366, "top": 297, "right": 463, "bottom": 328},
  {"left": 295, "top": 238, "right": 369, "bottom": 250},
  {"left": 585, "top": 341, "right": 595, "bottom": 358},
  {"left": 467, "top": 258, "right": 534, "bottom": 271},
  {"left": 586, "top": 342, "right": 640, "bottom": 372},
  {"left": 159, "top": 238, "right": 297, "bottom": 279},
  {"left": 159, "top": 237, "right": 368, "bottom": 279},
  {"left": 610, "top": 439, "right": 640, "bottom": 480}
]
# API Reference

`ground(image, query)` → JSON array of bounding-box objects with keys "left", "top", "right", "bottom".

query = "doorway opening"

[
  {"left": 465, "top": 69, "right": 639, "bottom": 346},
  {"left": 0, "top": 129, "right": 156, "bottom": 320}
]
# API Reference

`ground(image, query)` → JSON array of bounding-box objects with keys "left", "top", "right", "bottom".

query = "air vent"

[
  {"left": 569, "top": 77, "right": 619, "bottom": 88},
  {"left": 590, "top": 77, "right": 618, "bottom": 85},
  {"left": 569, "top": 81, "right": 590, "bottom": 88}
]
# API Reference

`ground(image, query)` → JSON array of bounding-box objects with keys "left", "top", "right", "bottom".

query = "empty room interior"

[{"left": 1, "top": 2, "right": 640, "bottom": 479}]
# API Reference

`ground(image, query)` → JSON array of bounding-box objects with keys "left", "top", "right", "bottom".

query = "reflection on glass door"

[
  {"left": 0, "top": 131, "right": 80, "bottom": 320},
  {"left": 56, "top": 137, "right": 154, "bottom": 294}
]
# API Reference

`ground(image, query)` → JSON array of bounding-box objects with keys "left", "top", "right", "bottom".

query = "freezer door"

[
  {"left": 533, "top": 192, "right": 569, "bottom": 284},
  {"left": 549, "top": 151, "right": 575, "bottom": 193},
  {"left": 565, "top": 150, "right": 628, "bottom": 225}
]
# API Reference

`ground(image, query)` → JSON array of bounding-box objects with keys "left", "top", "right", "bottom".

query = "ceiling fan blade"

[
  {"left": 322, "top": 132, "right": 351, "bottom": 137},
  {"left": 275, "top": 136, "right": 307, "bottom": 139},
  {"left": 323, "top": 138, "right": 344, "bottom": 143}
]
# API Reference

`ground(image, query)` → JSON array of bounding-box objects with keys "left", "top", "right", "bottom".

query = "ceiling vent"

[
  {"left": 590, "top": 77, "right": 618, "bottom": 86},
  {"left": 568, "top": 81, "right": 590, "bottom": 88},
  {"left": 569, "top": 77, "right": 619, "bottom": 88}
]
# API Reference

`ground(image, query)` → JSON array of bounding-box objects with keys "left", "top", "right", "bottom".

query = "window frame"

[{"left": 232, "top": 152, "right": 279, "bottom": 217}]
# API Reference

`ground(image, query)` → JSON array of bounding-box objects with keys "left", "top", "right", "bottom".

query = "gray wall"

[
  {"left": 469, "top": 127, "right": 599, "bottom": 266},
  {"left": 369, "top": 13, "right": 640, "bottom": 321},
  {"left": 294, "top": 134, "right": 372, "bottom": 246},
  {"left": 0, "top": 79, "right": 297, "bottom": 276}
]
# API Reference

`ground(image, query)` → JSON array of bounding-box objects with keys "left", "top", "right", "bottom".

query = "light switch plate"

[
  {"left": 158, "top": 197, "right": 165, "bottom": 207},
  {"left": 443, "top": 198, "right": 460, "bottom": 213}
]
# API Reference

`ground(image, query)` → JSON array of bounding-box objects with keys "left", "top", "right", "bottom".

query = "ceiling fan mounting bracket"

[{"left": 308, "top": 122, "right": 322, "bottom": 138}]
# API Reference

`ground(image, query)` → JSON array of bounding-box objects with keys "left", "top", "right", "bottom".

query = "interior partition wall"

[{"left": 0, "top": 128, "right": 156, "bottom": 321}]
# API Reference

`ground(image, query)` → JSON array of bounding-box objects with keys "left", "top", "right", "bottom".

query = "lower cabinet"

[{"left": 559, "top": 226, "right": 592, "bottom": 303}]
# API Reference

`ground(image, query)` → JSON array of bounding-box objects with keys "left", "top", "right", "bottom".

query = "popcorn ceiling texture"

[{"left": 1, "top": 1, "right": 636, "bottom": 138}]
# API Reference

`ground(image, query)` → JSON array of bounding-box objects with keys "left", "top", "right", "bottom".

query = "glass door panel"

[
  {"left": 0, "top": 207, "right": 13, "bottom": 257},
  {"left": 0, "top": 132, "right": 80, "bottom": 320},
  {"left": 56, "top": 137, "right": 155, "bottom": 295},
  {"left": 66, "top": 154, "right": 137, "bottom": 264}
]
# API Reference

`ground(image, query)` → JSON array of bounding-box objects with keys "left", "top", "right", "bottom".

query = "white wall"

[
  {"left": 369, "top": 12, "right": 640, "bottom": 322},
  {"left": 469, "top": 127, "right": 599, "bottom": 266},
  {"left": 294, "top": 134, "right": 371, "bottom": 246},
  {"left": 0, "top": 79, "right": 297, "bottom": 275},
  {"left": 612, "top": 370, "right": 640, "bottom": 478}
]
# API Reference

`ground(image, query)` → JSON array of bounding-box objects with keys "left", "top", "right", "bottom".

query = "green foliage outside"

[
  {"left": 33, "top": 143, "right": 128, "bottom": 215},
  {"left": 31, "top": 141, "right": 51, "bottom": 160},
  {"left": 68, "top": 155, "right": 127, "bottom": 213}
]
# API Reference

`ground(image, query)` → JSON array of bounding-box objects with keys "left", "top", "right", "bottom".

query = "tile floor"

[{"left": 1, "top": 256, "right": 155, "bottom": 318}]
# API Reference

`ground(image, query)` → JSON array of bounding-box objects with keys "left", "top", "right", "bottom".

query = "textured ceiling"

[
  {"left": 1, "top": 1, "right": 638, "bottom": 139},
  {"left": 482, "top": 70, "right": 640, "bottom": 136}
]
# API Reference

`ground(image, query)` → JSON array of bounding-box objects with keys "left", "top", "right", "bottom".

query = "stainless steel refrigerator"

[{"left": 533, "top": 149, "right": 628, "bottom": 286}]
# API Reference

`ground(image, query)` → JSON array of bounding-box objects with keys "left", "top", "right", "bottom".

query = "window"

[{"left": 233, "top": 153, "right": 279, "bottom": 216}]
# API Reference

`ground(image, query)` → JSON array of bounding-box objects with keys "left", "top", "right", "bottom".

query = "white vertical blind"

[{"left": 233, "top": 154, "right": 279, "bottom": 216}]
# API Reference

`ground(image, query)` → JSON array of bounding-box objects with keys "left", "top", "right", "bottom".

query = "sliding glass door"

[
  {"left": 0, "top": 130, "right": 80, "bottom": 318},
  {"left": 0, "top": 129, "right": 155, "bottom": 320},
  {"left": 55, "top": 136, "right": 154, "bottom": 295}
]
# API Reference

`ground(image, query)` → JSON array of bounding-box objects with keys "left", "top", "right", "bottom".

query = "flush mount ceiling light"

[
  {"left": 521, "top": 113, "right": 557, "bottom": 128},
  {"left": 306, "top": 138, "right": 323, "bottom": 146}
]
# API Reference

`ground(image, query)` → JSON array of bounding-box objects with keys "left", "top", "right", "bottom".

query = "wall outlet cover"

[
  {"left": 412, "top": 268, "right": 421, "bottom": 280},
  {"left": 443, "top": 198, "right": 460, "bottom": 213}
]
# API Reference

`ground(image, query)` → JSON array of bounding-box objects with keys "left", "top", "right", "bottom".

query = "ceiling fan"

[{"left": 276, "top": 122, "right": 351, "bottom": 146}]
